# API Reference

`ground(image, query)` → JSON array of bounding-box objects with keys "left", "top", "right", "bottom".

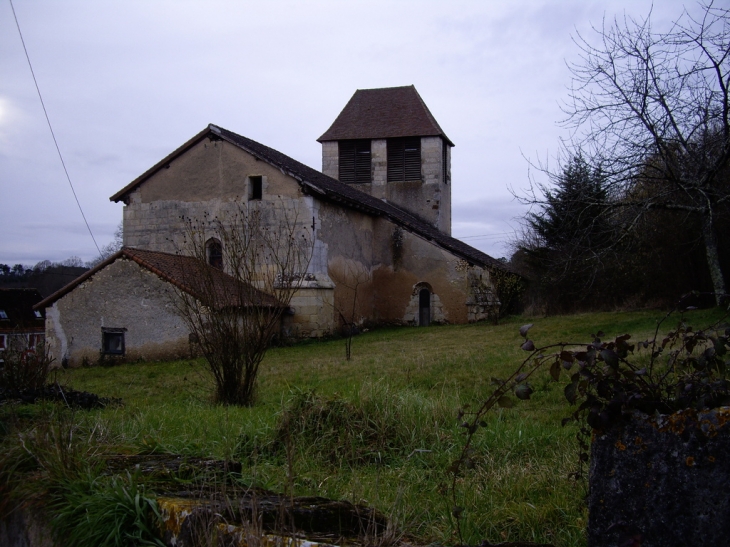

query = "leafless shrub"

[{"left": 173, "top": 202, "right": 312, "bottom": 406}]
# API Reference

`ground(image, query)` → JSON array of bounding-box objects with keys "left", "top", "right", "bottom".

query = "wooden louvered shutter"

[
  {"left": 339, "top": 141, "right": 355, "bottom": 183},
  {"left": 387, "top": 137, "right": 421, "bottom": 182},
  {"left": 339, "top": 140, "right": 370, "bottom": 184},
  {"left": 404, "top": 137, "right": 421, "bottom": 181},
  {"left": 355, "top": 142, "right": 371, "bottom": 184},
  {"left": 387, "top": 139, "right": 404, "bottom": 182}
]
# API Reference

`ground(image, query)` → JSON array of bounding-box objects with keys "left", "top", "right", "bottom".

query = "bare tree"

[
  {"left": 174, "top": 202, "right": 312, "bottom": 406},
  {"left": 88, "top": 222, "right": 124, "bottom": 267},
  {"left": 529, "top": 2, "right": 730, "bottom": 304},
  {"left": 329, "top": 260, "right": 370, "bottom": 361}
]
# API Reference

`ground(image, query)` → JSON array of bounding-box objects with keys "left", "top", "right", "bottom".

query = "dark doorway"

[{"left": 419, "top": 288, "right": 430, "bottom": 326}]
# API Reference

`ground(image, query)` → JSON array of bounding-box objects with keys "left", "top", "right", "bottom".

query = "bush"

[
  {"left": 269, "top": 387, "right": 448, "bottom": 467},
  {"left": 0, "top": 337, "right": 52, "bottom": 393}
]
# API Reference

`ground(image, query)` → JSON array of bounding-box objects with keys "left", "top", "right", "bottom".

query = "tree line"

[{"left": 512, "top": 2, "right": 730, "bottom": 313}]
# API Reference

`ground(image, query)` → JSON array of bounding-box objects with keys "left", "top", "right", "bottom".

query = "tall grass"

[
  {"left": 0, "top": 406, "right": 164, "bottom": 546},
  {"left": 2, "top": 308, "right": 724, "bottom": 546}
]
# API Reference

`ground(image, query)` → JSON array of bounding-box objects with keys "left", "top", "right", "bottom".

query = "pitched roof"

[
  {"left": 0, "top": 288, "right": 45, "bottom": 333},
  {"left": 35, "top": 248, "right": 282, "bottom": 311},
  {"left": 317, "top": 86, "right": 454, "bottom": 146},
  {"left": 110, "top": 124, "right": 515, "bottom": 275}
]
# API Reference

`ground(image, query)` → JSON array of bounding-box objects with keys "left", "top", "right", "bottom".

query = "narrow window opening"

[
  {"left": 249, "top": 175, "right": 263, "bottom": 200},
  {"left": 102, "top": 328, "right": 126, "bottom": 355},
  {"left": 338, "top": 140, "right": 371, "bottom": 184},
  {"left": 206, "top": 239, "right": 223, "bottom": 269},
  {"left": 387, "top": 137, "right": 421, "bottom": 182},
  {"left": 418, "top": 288, "right": 431, "bottom": 327},
  {"left": 0, "top": 310, "right": 7, "bottom": 320}
]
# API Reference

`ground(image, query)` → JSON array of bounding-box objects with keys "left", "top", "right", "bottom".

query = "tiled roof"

[
  {"left": 317, "top": 86, "right": 454, "bottom": 146},
  {"left": 0, "top": 288, "right": 45, "bottom": 332},
  {"left": 109, "top": 124, "right": 515, "bottom": 275},
  {"left": 35, "top": 248, "right": 282, "bottom": 311}
]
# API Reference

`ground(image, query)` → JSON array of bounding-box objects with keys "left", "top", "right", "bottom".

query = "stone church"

[{"left": 37, "top": 86, "right": 517, "bottom": 366}]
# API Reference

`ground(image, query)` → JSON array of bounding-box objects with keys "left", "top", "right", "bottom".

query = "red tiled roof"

[
  {"left": 318, "top": 86, "right": 454, "bottom": 146},
  {"left": 34, "top": 248, "right": 282, "bottom": 311}
]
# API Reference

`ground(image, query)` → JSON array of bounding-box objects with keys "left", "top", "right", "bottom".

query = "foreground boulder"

[{"left": 588, "top": 407, "right": 730, "bottom": 547}]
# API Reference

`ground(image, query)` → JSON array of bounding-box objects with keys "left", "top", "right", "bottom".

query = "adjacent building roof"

[
  {"left": 110, "top": 124, "right": 514, "bottom": 275},
  {"left": 35, "top": 248, "right": 282, "bottom": 311},
  {"left": 0, "top": 288, "right": 45, "bottom": 333},
  {"left": 317, "top": 86, "right": 454, "bottom": 146}
]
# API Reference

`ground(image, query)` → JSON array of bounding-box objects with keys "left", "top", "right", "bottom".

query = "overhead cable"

[{"left": 9, "top": 0, "right": 102, "bottom": 256}]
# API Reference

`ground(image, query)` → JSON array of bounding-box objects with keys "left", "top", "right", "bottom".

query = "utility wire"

[
  {"left": 455, "top": 232, "right": 513, "bottom": 240},
  {"left": 9, "top": 0, "right": 102, "bottom": 256}
]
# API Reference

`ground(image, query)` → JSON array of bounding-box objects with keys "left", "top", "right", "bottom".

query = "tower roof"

[{"left": 317, "top": 86, "right": 454, "bottom": 146}]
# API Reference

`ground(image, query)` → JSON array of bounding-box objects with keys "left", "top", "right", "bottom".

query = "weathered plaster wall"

[
  {"left": 288, "top": 285, "right": 335, "bottom": 338},
  {"left": 45, "top": 259, "right": 191, "bottom": 367},
  {"left": 316, "top": 199, "right": 496, "bottom": 328},
  {"left": 370, "top": 219, "right": 473, "bottom": 324},
  {"left": 316, "top": 201, "right": 376, "bottom": 330},
  {"left": 124, "top": 139, "right": 308, "bottom": 256}
]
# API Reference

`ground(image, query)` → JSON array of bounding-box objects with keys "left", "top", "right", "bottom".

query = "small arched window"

[{"left": 206, "top": 239, "right": 223, "bottom": 269}]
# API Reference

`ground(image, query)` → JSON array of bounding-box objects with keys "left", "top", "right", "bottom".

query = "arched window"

[
  {"left": 206, "top": 239, "right": 223, "bottom": 269},
  {"left": 418, "top": 287, "right": 431, "bottom": 327}
]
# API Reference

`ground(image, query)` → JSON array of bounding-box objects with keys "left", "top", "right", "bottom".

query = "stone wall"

[
  {"left": 588, "top": 408, "right": 730, "bottom": 547},
  {"left": 321, "top": 141, "right": 338, "bottom": 180},
  {"left": 288, "top": 284, "right": 335, "bottom": 338},
  {"left": 0, "top": 507, "right": 55, "bottom": 547},
  {"left": 45, "top": 258, "right": 191, "bottom": 367}
]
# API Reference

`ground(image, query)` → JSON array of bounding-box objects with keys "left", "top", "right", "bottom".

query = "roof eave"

[{"left": 317, "top": 133, "right": 454, "bottom": 147}]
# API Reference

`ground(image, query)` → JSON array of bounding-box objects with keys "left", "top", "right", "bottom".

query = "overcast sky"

[{"left": 0, "top": 0, "right": 700, "bottom": 266}]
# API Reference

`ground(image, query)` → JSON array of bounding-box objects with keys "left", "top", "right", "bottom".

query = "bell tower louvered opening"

[
  {"left": 338, "top": 140, "right": 371, "bottom": 184},
  {"left": 387, "top": 137, "right": 421, "bottom": 182}
]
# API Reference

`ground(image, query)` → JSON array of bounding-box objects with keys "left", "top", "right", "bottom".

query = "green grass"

[{"left": 5, "top": 307, "right": 726, "bottom": 546}]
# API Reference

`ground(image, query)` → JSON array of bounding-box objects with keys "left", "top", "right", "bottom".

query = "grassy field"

[{"left": 3, "top": 307, "right": 725, "bottom": 546}]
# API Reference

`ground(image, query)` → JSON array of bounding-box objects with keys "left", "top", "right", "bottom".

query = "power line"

[
  {"left": 9, "top": 0, "right": 102, "bottom": 256},
  {"left": 454, "top": 232, "right": 513, "bottom": 240}
]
